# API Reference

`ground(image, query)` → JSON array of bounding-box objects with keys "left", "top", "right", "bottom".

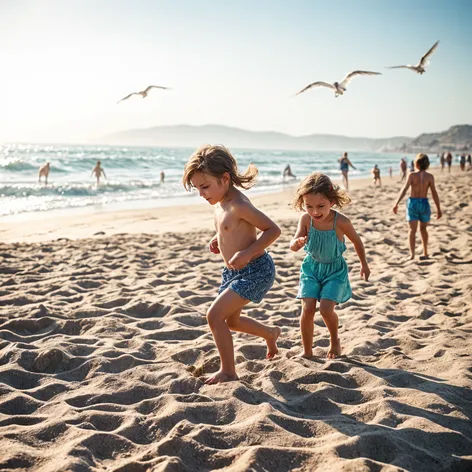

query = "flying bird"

[
  {"left": 294, "top": 70, "right": 382, "bottom": 98},
  {"left": 387, "top": 40, "right": 439, "bottom": 74},
  {"left": 117, "top": 85, "right": 170, "bottom": 103}
]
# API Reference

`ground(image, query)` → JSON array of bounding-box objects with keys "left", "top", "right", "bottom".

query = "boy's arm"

[
  {"left": 393, "top": 174, "right": 412, "bottom": 212},
  {"left": 228, "top": 201, "right": 281, "bottom": 268},
  {"left": 290, "top": 213, "right": 309, "bottom": 252},
  {"left": 208, "top": 234, "right": 219, "bottom": 254},
  {"left": 429, "top": 175, "right": 442, "bottom": 219},
  {"left": 340, "top": 217, "right": 370, "bottom": 281}
]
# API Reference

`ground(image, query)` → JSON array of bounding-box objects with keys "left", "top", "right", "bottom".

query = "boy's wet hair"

[
  {"left": 415, "top": 153, "right": 430, "bottom": 171},
  {"left": 293, "top": 172, "right": 351, "bottom": 211},
  {"left": 182, "top": 144, "right": 258, "bottom": 190}
]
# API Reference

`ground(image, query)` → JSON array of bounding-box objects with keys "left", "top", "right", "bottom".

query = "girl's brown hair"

[
  {"left": 292, "top": 172, "right": 351, "bottom": 211},
  {"left": 182, "top": 144, "right": 258, "bottom": 190},
  {"left": 415, "top": 153, "right": 430, "bottom": 171}
]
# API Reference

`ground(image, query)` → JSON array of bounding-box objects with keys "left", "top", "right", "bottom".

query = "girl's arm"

[
  {"left": 393, "top": 174, "right": 412, "bottom": 213},
  {"left": 228, "top": 201, "right": 281, "bottom": 269},
  {"left": 348, "top": 158, "right": 356, "bottom": 170},
  {"left": 290, "top": 213, "right": 310, "bottom": 252},
  {"left": 341, "top": 217, "right": 370, "bottom": 281}
]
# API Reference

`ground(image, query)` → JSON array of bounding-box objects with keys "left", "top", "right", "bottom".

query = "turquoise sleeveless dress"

[{"left": 297, "top": 211, "right": 352, "bottom": 303}]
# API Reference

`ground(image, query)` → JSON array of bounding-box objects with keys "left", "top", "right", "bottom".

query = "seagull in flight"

[
  {"left": 387, "top": 40, "right": 439, "bottom": 74},
  {"left": 295, "top": 70, "right": 382, "bottom": 98},
  {"left": 117, "top": 85, "right": 170, "bottom": 103}
]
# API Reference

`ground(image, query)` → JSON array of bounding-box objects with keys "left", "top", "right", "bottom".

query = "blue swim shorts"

[
  {"left": 218, "top": 252, "right": 275, "bottom": 303},
  {"left": 406, "top": 198, "right": 431, "bottom": 223}
]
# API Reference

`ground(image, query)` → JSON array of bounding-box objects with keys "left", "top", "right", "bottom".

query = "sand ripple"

[{"left": 0, "top": 173, "right": 471, "bottom": 471}]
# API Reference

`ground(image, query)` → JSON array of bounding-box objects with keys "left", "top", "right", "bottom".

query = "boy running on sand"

[{"left": 183, "top": 144, "right": 281, "bottom": 384}]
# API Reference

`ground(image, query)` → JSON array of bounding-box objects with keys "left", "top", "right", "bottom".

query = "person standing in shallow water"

[
  {"left": 91, "top": 161, "right": 106, "bottom": 185},
  {"left": 38, "top": 162, "right": 50, "bottom": 185},
  {"left": 283, "top": 164, "right": 296, "bottom": 180},
  {"left": 182, "top": 144, "right": 281, "bottom": 385},
  {"left": 393, "top": 153, "right": 442, "bottom": 261},
  {"left": 338, "top": 152, "right": 355, "bottom": 190}
]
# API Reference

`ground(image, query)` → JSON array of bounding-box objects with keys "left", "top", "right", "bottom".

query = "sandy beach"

[{"left": 0, "top": 169, "right": 471, "bottom": 471}]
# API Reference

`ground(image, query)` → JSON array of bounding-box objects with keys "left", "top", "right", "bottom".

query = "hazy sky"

[{"left": 1, "top": 0, "right": 471, "bottom": 143}]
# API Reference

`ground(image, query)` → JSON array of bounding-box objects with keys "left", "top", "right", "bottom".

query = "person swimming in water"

[{"left": 38, "top": 162, "right": 51, "bottom": 185}]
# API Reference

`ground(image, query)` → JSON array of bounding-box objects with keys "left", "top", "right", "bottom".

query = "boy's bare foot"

[
  {"left": 327, "top": 338, "right": 341, "bottom": 359},
  {"left": 266, "top": 326, "right": 281, "bottom": 359},
  {"left": 300, "top": 351, "right": 313, "bottom": 359},
  {"left": 406, "top": 254, "right": 415, "bottom": 261},
  {"left": 203, "top": 370, "right": 238, "bottom": 385}
]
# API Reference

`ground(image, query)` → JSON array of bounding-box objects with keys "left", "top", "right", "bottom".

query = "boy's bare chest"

[{"left": 214, "top": 209, "right": 241, "bottom": 233}]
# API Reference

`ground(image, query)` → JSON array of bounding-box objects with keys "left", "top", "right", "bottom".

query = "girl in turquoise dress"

[{"left": 290, "top": 172, "right": 371, "bottom": 359}]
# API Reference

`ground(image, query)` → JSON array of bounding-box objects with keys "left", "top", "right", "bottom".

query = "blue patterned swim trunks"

[
  {"left": 406, "top": 197, "right": 431, "bottom": 223},
  {"left": 218, "top": 252, "right": 275, "bottom": 303}
]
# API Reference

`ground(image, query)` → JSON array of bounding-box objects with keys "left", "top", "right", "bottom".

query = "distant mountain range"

[
  {"left": 95, "top": 123, "right": 472, "bottom": 153},
  {"left": 95, "top": 124, "right": 412, "bottom": 152},
  {"left": 397, "top": 124, "right": 472, "bottom": 153}
]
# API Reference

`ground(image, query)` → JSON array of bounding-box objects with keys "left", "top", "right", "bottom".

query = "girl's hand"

[
  {"left": 228, "top": 250, "right": 251, "bottom": 270},
  {"left": 360, "top": 265, "right": 370, "bottom": 281},
  {"left": 209, "top": 237, "right": 220, "bottom": 254},
  {"left": 437, "top": 209, "right": 442, "bottom": 219},
  {"left": 290, "top": 236, "right": 307, "bottom": 252},
  {"left": 392, "top": 205, "right": 398, "bottom": 214}
]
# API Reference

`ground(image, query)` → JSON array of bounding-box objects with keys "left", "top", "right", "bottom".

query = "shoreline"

[
  {"left": 0, "top": 171, "right": 382, "bottom": 224},
  {"left": 0, "top": 167, "right": 460, "bottom": 243}
]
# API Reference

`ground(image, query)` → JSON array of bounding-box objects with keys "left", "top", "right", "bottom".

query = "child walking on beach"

[
  {"left": 183, "top": 145, "right": 281, "bottom": 384},
  {"left": 290, "top": 173, "right": 370, "bottom": 359},
  {"left": 393, "top": 153, "right": 442, "bottom": 260}
]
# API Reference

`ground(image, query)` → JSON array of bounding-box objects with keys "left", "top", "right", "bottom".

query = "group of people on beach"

[
  {"left": 182, "top": 144, "right": 442, "bottom": 384},
  {"left": 438, "top": 152, "right": 471, "bottom": 172}
]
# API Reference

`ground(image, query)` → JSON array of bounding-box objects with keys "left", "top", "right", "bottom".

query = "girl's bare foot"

[
  {"left": 266, "top": 326, "right": 281, "bottom": 359},
  {"left": 301, "top": 351, "right": 313, "bottom": 359},
  {"left": 203, "top": 370, "right": 238, "bottom": 385},
  {"left": 327, "top": 338, "right": 341, "bottom": 359}
]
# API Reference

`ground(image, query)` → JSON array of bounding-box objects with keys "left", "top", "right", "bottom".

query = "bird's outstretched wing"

[
  {"left": 295, "top": 81, "right": 335, "bottom": 96},
  {"left": 117, "top": 92, "right": 139, "bottom": 104},
  {"left": 387, "top": 65, "right": 412, "bottom": 69},
  {"left": 340, "top": 70, "right": 381, "bottom": 88},
  {"left": 418, "top": 40, "right": 439, "bottom": 68},
  {"left": 143, "top": 85, "right": 170, "bottom": 93}
]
